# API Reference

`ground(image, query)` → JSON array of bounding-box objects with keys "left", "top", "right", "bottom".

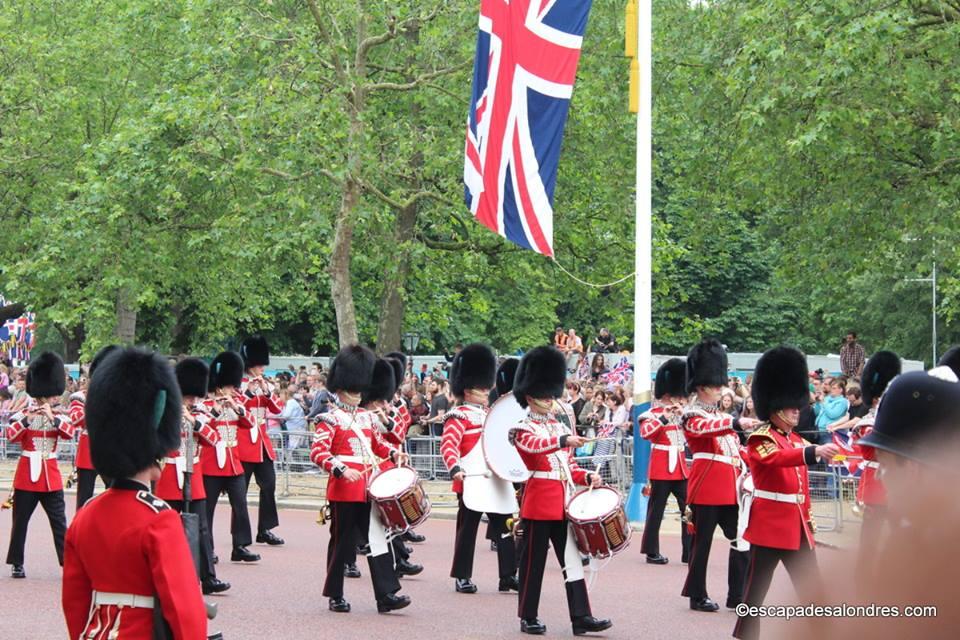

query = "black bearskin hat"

[
  {"left": 327, "top": 344, "right": 376, "bottom": 394},
  {"left": 209, "top": 351, "right": 244, "bottom": 390},
  {"left": 176, "top": 358, "right": 210, "bottom": 399},
  {"left": 26, "top": 352, "right": 66, "bottom": 399},
  {"left": 240, "top": 335, "right": 270, "bottom": 369},
  {"left": 861, "top": 350, "right": 901, "bottom": 406},
  {"left": 654, "top": 358, "right": 686, "bottom": 400},
  {"left": 495, "top": 358, "right": 520, "bottom": 396},
  {"left": 752, "top": 346, "right": 810, "bottom": 421},
  {"left": 86, "top": 348, "right": 182, "bottom": 479},
  {"left": 386, "top": 357, "right": 404, "bottom": 389},
  {"left": 937, "top": 346, "right": 960, "bottom": 379},
  {"left": 513, "top": 346, "right": 566, "bottom": 408},
  {"left": 362, "top": 358, "right": 398, "bottom": 405},
  {"left": 385, "top": 351, "right": 408, "bottom": 373},
  {"left": 685, "top": 339, "right": 728, "bottom": 393},
  {"left": 450, "top": 343, "right": 497, "bottom": 397},
  {"left": 88, "top": 345, "right": 120, "bottom": 380}
]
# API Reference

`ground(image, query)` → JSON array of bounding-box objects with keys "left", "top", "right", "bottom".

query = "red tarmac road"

[{"left": 3, "top": 505, "right": 830, "bottom": 639}]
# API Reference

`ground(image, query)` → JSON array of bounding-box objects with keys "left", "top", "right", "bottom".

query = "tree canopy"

[{"left": 1, "top": 0, "right": 956, "bottom": 365}]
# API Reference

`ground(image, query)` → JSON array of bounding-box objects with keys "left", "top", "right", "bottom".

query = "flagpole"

[{"left": 625, "top": 0, "right": 652, "bottom": 522}]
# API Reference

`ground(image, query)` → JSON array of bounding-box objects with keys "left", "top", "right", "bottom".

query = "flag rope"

[{"left": 550, "top": 258, "right": 636, "bottom": 289}]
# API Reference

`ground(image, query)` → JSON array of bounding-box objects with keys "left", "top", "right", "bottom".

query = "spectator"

[
  {"left": 274, "top": 385, "right": 307, "bottom": 440},
  {"left": 719, "top": 391, "right": 737, "bottom": 417},
  {"left": 593, "top": 328, "right": 617, "bottom": 353},
  {"left": 728, "top": 375, "right": 748, "bottom": 406},
  {"left": 831, "top": 385, "right": 869, "bottom": 432},
  {"left": 409, "top": 391, "right": 429, "bottom": 429},
  {"left": 553, "top": 326, "right": 567, "bottom": 350},
  {"left": 0, "top": 387, "right": 12, "bottom": 425},
  {"left": 840, "top": 332, "right": 866, "bottom": 378},
  {"left": 10, "top": 372, "right": 28, "bottom": 412},
  {"left": 580, "top": 389, "right": 606, "bottom": 437},
  {"left": 0, "top": 364, "right": 9, "bottom": 391},
  {"left": 564, "top": 329, "right": 584, "bottom": 372},
  {"left": 306, "top": 374, "right": 333, "bottom": 420},
  {"left": 739, "top": 396, "right": 757, "bottom": 420},
  {"left": 593, "top": 390, "right": 629, "bottom": 477},
  {"left": 418, "top": 363, "right": 429, "bottom": 383},
  {"left": 814, "top": 378, "right": 849, "bottom": 443},
  {"left": 427, "top": 378, "right": 450, "bottom": 437},
  {"left": 564, "top": 381, "right": 585, "bottom": 420},
  {"left": 589, "top": 354, "right": 608, "bottom": 381}
]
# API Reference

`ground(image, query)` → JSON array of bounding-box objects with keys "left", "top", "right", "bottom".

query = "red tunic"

[
  {"left": 441, "top": 404, "right": 487, "bottom": 494},
  {"left": 7, "top": 405, "right": 75, "bottom": 492},
  {"left": 62, "top": 479, "right": 207, "bottom": 640},
  {"left": 743, "top": 425, "right": 818, "bottom": 550},
  {"left": 682, "top": 399, "right": 741, "bottom": 506},
  {"left": 384, "top": 401, "right": 412, "bottom": 447},
  {"left": 310, "top": 401, "right": 397, "bottom": 503},
  {"left": 68, "top": 393, "right": 95, "bottom": 471},
  {"left": 199, "top": 395, "right": 253, "bottom": 477},
  {"left": 238, "top": 388, "right": 281, "bottom": 463},
  {"left": 513, "top": 413, "right": 590, "bottom": 520},
  {"left": 155, "top": 409, "right": 220, "bottom": 502},
  {"left": 856, "top": 411, "right": 886, "bottom": 506},
  {"left": 639, "top": 404, "right": 688, "bottom": 481}
]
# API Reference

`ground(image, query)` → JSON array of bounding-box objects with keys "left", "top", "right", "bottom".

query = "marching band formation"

[{"left": 4, "top": 335, "right": 960, "bottom": 638}]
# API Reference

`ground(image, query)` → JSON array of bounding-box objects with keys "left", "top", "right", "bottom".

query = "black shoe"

[
  {"left": 725, "top": 597, "right": 742, "bottom": 610},
  {"left": 404, "top": 531, "right": 426, "bottom": 543},
  {"left": 212, "top": 555, "right": 218, "bottom": 565},
  {"left": 11, "top": 565, "right": 25, "bottom": 579},
  {"left": 377, "top": 593, "right": 411, "bottom": 613},
  {"left": 231, "top": 546, "right": 261, "bottom": 562},
  {"left": 256, "top": 531, "right": 285, "bottom": 546},
  {"left": 498, "top": 575, "right": 520, "bottom": 592},
  {"left": 572, "top": 616, "right": 613, "bottom": 636},
  {"left": 520, "top": 618, "right": 546, "bottom": 635},
  {"left": 396, "top": 559, "right": 423, "bottom": 577},
  {"left": 455, "top": 578, "right": 478, "bottom": 593},
  {"left": 645, "top": 554, "right": 668, "bottom": 565},
  {"left": 689, "top": 597, "right": 720, "bottom": 612},
  {"left": 356, "top": 544, "right": 371, "bottom": 556},
  {"left": 344, "top": 563, "right": 361, "bottom": 579},
  {"left": 328, "top": 597, "right": 351, "bottom": 613},
  {"left": 681, "top": 556, "right": 690, "bottom": 565},
  {"left": 202, "top": 578, "right": 231, "bottom": 595},
  {"left": 490, "top": 540, "right": 499, "bottom": 551}
]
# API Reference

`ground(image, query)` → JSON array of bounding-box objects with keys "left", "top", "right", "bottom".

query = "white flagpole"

[{"left": 626, "top": 0, "right": 652, "bottom": 522}]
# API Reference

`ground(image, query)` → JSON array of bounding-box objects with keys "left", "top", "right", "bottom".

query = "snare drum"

[
  {"left": 565, "top": 486, "right": 631, "bottom": 559},
  {"left": 367, "top": 466, "right": 431, "bottom": 535}
]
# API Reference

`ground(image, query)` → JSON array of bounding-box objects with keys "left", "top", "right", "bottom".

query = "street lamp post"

[
  {"left": 402, "top": 332, "right": 420, "bottom": 354},
  {"left": 904, "top": 260, "right": 938, "bottom": 365}
]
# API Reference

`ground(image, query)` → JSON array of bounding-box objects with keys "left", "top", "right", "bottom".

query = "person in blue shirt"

[{"left": 813, "top": 378, "right": 849, "bottom": 444}]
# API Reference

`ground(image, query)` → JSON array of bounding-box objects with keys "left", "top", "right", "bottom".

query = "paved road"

[{"left": 3, "top": 505, "right": 831, "bottom": 639}]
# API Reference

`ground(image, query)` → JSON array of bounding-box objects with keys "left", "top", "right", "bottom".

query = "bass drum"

[{"left": 483, "top": 392, "right": 532, "bottom": 483}]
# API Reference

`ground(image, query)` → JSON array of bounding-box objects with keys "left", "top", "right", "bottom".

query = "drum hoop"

[
  {"left": 368, "top": 466, "right": 418, "bottom": 500},
  {"left": 564, "top": 486, "right": 623, "bottom": 525}
]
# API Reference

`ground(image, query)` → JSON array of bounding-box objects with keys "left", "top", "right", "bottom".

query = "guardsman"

[
  {"left": 639, "top": 357, "right": 691, "bottom": 565},
  {"left": 61, "top": 347, "right": 207, "bottom": 638},
  {"left": 201, "top": 351, "right": 260, "bottom": 563},
  {"left": 238, "top": 336, "right": 285, "bottom": 546},
  {"left": 364, "top": 357, "right": 423, "bottom": 578},
  {"left": 69, "top": 345, "right": 118, "bottom": 510},
  {"left": 5, "top": 352, "right": 74, "bottom": 579},
  {"left": 681, "top": 339, "right": 758, "bottom": 612},
  {"left": 510, "top": 346, "right": 611, "bottom": 636},
  {"left": 441, "top": 343, "right": 519, "bottom": 594},
  {"left": 852, "top": 350, "right": 900, "bottom": 578},
  {"left": 156, "top": 357, "right": 231, "bottom": 595},
  {"left": 732, "top": 346, "right": 839, "bottom": 640},
  {"left": 386, "top": 350, "right": 427, "bottom": 547},
  {"left": 310, "top": 345, "right": 410, "bottom": 614}
]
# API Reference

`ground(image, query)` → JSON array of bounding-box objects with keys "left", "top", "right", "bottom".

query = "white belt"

[
  {"left": 753, "top": 489, "right": 805, "bottom": 504},
  {"left": 336, "top": 455, "right": 367, "bottom": 464},
  {"left": 92, "top": 591, "right": 155, "bottom": 609},
  {"left": 21, "top": 451, "right": 58, "bottom": 460},
  {"left": 21, "top": 451, "right": 58, "bottom": 484},
  {"left": 692, "top": 452, "right": 739, "bottom": 466},
  {"left": 531, "top": 470, "right": 563, "bottom": 480},
  {"left": 163, "top": 456, "right": 200, "bottom": 465},
  {"left": 651, "top": 444, "right": 682, "bottom": 451},
  {"left": 862, "top": 461, "right": 880, "bottom": 470}
]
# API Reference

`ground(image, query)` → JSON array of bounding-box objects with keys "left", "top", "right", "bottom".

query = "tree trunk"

[
  {"left": 329, "top": 175, "right": 361, "bottom": 346},
  {"left": 375, "top": 22, "right": 422, "bottom": 354},
  {"left": 115, "top": 289, "right": 137, "bottom": 345},
  {"left": 57, "top": 324, "right": 85, "bottom": 363}
]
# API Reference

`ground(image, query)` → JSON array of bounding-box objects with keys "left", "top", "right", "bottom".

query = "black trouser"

[
  {"left": 392, "top": 537, "right": 410, "bottom": 563},
  {"left": 203, "top": 474, "right": 252, "bottom": 548},
  {"left": 640, "top": 479, "right": 691, "bottom": 561},
  {"left": 168, "top": 499, "right": 217, "bottom": 582},
  {"left": 75, "top": 468, "right": 103, "bottom": 510},
  {"left": 681, "top": 504, "right": 748, "bottom": 602},
  {"left": 6, "top": 489, "right": 66, "bottom": 566},
  {"left": 733, "top": 541, "right": 818, "bottom": 640},
  {"left": 323, "top": 501, "right": 400, "bottom": 601},
  {"left": 451, "top": 494, "right": 516, "bottom": 580},
  {"left": 517, "top": 519, "right": 591, "bottom": 621},
  {"left": 240, "top": 458, "right": 279, "bottom": 534}
]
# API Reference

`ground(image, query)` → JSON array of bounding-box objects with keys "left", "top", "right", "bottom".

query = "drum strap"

[{"left": 346, "top": 414, "right": 377, "bottom": 471}]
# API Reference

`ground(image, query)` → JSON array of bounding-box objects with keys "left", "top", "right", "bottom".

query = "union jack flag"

[
  {"left": 831, "top": 428, "right": 863, "bottom": 476},
  {"left": 602, "top": 356, "right": 633, "bottom": 388},
  {"left": 464, "top": 0, "right": 593, "bottom": 257}
]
